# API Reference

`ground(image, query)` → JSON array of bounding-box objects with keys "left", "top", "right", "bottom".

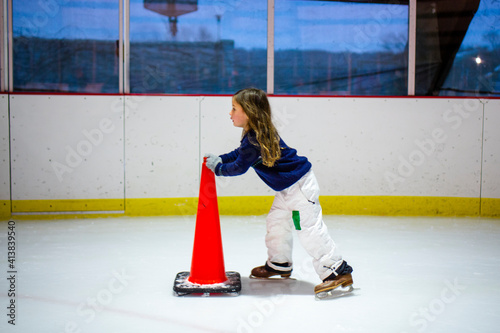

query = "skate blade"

[
  {"left": 249, "top": 274, "right": 295, "bottom": 280},
  {"left": 315, "top": 285, "right": 357, "bottom": 300}
]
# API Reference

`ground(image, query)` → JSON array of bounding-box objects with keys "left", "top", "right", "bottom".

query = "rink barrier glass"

[{"left": 5, "top": 196, "right": 499, "bottom": 219}]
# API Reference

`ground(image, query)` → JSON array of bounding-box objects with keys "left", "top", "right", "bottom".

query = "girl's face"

[{"left": 230, "top": 98, "right": 249, "bottom": 131}]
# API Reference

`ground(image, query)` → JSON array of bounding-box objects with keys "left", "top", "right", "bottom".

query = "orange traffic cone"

[
  {"left": 188, "top": 158, "right": 227, "bottom": 284},
  {"left": 173, "top": 157, "right": 241, "bottom": 296}
]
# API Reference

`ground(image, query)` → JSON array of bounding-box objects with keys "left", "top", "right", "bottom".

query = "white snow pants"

[{"left": 265, "top": 170, "right": 343, "bottom": 281}]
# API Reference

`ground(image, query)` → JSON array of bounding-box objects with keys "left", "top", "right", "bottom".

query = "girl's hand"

[{"left": 205, "top": 153, "right": 222, "bottom": 173}]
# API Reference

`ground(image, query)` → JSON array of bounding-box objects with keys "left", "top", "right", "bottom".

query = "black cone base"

[{"left": 173, "top": 271, "right": 241, "bottom": 297}]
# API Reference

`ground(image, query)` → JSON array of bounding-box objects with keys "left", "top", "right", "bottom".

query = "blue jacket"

[{"left": 215, "top": 131, "right": 312, "bottom": 191}]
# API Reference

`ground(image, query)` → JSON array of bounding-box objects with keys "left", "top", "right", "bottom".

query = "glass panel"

[
  {"left": 439, "top": 0, "right": 500, "bottom": 97},
  {"left": 12, "top": 0, "right": 119, "bottom": 93},
  {"left": 274, "top": 0, "right": 408, "bottom": 96},
  {"left": 130, "top": 0, "right": 267, "bottom": 94}
]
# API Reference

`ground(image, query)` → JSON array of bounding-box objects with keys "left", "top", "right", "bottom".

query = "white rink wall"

[
  {"left": 125, "top": 96, "right": 200, "bottom": 199},
  {"left": 0, "top": 94, "right": 499, "bottom": 215},
  {"left": 8, "top": 95, "right": 125, "bottom": 212},
  {"left": 0, "top": 95, "right": 9, "bottom": 205},
  {"left": 269, "top": 97, "right": 484, "bottom": 198},
  {"left": 482, "top": 99, "right": 500, "bottom": 199}
]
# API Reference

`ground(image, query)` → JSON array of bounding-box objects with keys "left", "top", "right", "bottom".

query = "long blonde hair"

[{"left": 233, "top": 88, "right": 281, "bottom": 167}]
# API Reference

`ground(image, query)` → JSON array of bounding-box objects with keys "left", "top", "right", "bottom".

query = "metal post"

[
  {"left": 267, "top": 0, "right": 274, "bottom": 95},
  {"left": 0, "top": 0, "right": 4, "bottom": 91},
  {"left": 123, "top": 0, "right": 130, "bottom": 94},
  {"left": 1, "top": 0, "right": 12, "bottom": 92},
  {"left": 119, "top": 0, "right": 130, "bottom": 94},
  {"left": 408, "top": 0, "right": 417, "bottom": 95}
]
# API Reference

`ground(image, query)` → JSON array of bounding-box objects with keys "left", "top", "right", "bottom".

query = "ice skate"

[
  {"left": 249, "top": 262, "right": 293, "bottom": 280},
  {"left": 314, "top": 273, "right": 355, "bottom": 299},
  {"left": 315, "top": 261, "right": 356, "bottom": 300}
]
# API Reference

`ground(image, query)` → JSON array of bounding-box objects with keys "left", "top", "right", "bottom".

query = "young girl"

[{"left": 205, "top": 88, "right": 353, "bottom": 295}]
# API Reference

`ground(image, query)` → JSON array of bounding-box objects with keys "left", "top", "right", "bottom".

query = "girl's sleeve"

[
  {"left": 215, "top": 139, "right": 261, "bottom": 177},
  {"left": 219, "top": 148, "right": 239, "bottom": 163}
]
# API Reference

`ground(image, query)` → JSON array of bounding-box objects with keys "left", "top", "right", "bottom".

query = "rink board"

[
  {"left": 9, "top": 95, "right": 125, "bottom": 212},
  {"left": 481, "top": 100, "right": 500, "bottom": 216},
  {"left": 0, "top": 94, "right": 9, "bottom": 218},
  {"left": 2, "top": 95, "right": 499, "bottom": 218},
  {"left": 124, "top": 96, "right": 200, "bottom": 199}
]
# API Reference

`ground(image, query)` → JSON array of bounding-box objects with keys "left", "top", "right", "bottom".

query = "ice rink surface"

[{"left": 1, "top": 215, "right": 499, "bottom": 333}]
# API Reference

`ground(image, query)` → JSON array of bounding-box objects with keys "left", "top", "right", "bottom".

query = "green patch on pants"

[{"left": 292, "top": 211, "right": 301, "bottom": 230}]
